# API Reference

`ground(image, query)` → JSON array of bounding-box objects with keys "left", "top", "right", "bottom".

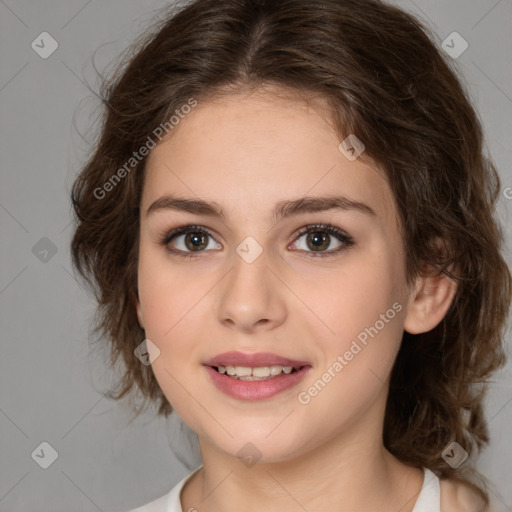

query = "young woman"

[{"left": 70, "top": 0, "right": 511, "bottom": 510}]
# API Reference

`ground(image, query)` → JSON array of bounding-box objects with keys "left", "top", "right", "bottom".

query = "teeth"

[
  {"left": 216, "top": 365, "right": 298, "bottom": 379},
  {"left": 270, "top": 366, "right": 283, "bottom": 376},
  {"left": 234, "top": 366, "right": 252, "bottom": 376}
]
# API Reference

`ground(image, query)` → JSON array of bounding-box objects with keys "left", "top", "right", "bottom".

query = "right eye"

[{"left": 160, "top": 225, "right": 222, "bottom": 257}]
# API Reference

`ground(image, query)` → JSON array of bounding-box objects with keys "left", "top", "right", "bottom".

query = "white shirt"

[{"left": 128, "top": 466, "right": 441, "bottom": 512}]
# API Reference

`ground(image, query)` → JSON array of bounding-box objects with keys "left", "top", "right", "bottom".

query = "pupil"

[{"left": 308, "top": 232, "right": 329, "bottom": 251}]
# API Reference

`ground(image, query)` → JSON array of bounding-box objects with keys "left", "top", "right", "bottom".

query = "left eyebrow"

[
  {"left": 145, "top": 194, "right": 376, "bottom": 220},
  {"left": 273, "top": 195, "right": 376, "bottom": 220}
]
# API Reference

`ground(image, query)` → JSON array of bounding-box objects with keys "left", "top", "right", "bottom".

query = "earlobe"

[
  {"left": 403, "top": 270, "right": 457, "bottom": 335},
  {"left": 135, "top": 298, "right": 145, "bottom": 330}
]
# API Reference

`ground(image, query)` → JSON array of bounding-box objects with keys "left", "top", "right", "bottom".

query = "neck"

[{"left": 182, "top": 414, "right": 424, "bottom": 512}]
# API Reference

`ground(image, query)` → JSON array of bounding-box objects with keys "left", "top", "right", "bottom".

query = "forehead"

[{"left": 142, "top": 89, "right": 398, "bottom": 228}]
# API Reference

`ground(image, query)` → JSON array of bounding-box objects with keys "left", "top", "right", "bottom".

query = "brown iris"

[
  {"left": 307, "top": 231, "right": 330, "bottom": 251},
  {"left": 185, "top": 231, "right": 208, "bottom": 251}
]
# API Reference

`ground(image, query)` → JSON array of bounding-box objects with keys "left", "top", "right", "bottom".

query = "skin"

[{"left": 135, "top": 86, "right": 458, "bottom": 512}]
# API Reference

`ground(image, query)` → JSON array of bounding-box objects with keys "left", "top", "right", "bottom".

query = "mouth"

[{"left": 203, "top": 352, "right": 311, "bottom": 400}]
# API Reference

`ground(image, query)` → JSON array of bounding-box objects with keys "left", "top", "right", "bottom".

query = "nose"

[{"left": 215, "top": 246, "right": 287, "bottom": 334}]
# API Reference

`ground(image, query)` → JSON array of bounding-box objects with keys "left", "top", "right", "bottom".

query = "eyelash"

[{"left": 159, "top": 223, "right": 355, "bottom": 259}]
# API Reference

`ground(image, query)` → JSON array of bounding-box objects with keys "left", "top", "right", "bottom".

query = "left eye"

[{"left": 290, "top": 224, "right": 354, "bottom": 256}]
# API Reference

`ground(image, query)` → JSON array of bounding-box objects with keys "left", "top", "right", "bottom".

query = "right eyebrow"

[{"left": 146, "top": 196, "right": 227, "bottom": 219}]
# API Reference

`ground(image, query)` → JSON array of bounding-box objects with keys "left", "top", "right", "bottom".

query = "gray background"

[{"left": 1, "top": 0, "right": 511, "bottom": 511}]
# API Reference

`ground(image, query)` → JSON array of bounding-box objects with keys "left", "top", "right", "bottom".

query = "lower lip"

[{"left": 204, "top": 365, "right": 311, "bottom": 401}]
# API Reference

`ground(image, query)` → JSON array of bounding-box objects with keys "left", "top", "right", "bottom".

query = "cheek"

[
  {"left": 297, "top": 249, "right": 402, "bottom": 339},
  {"left": 297, "top": 246, "right": 406, "bottom": 387},
  {"left": 137, "top": 248, "right": 213, "bottom": 338},
  {"left": 136, "top": 247, "right": 212, "bottom": 397},
  {"left": 297, "top": 309, "right": 404, "bottom": 434}
]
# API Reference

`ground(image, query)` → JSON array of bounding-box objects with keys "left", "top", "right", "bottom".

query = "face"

[{"left": 135, "top": 88, "right": 415, "bottom": 464}]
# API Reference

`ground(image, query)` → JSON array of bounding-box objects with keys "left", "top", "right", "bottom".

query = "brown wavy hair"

[{"left": 70, "top": 0, "right": 511, "bottom": 502}]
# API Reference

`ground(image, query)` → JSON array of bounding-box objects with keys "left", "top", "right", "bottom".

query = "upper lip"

[{"left": 204, "top": 351, "right": 310, "bottom": 368}]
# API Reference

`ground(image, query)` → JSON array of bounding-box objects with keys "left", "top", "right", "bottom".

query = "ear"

[{"left": 403, "top": 268, "right": 457, "bottom": 335}]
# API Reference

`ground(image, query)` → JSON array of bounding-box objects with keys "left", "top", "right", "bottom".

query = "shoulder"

[
  {"left": 440, "top": 478, "right": 489, "bottom": 512},
  {"left": 126, "top": 466, "right": 202, "bottom": 512}
]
